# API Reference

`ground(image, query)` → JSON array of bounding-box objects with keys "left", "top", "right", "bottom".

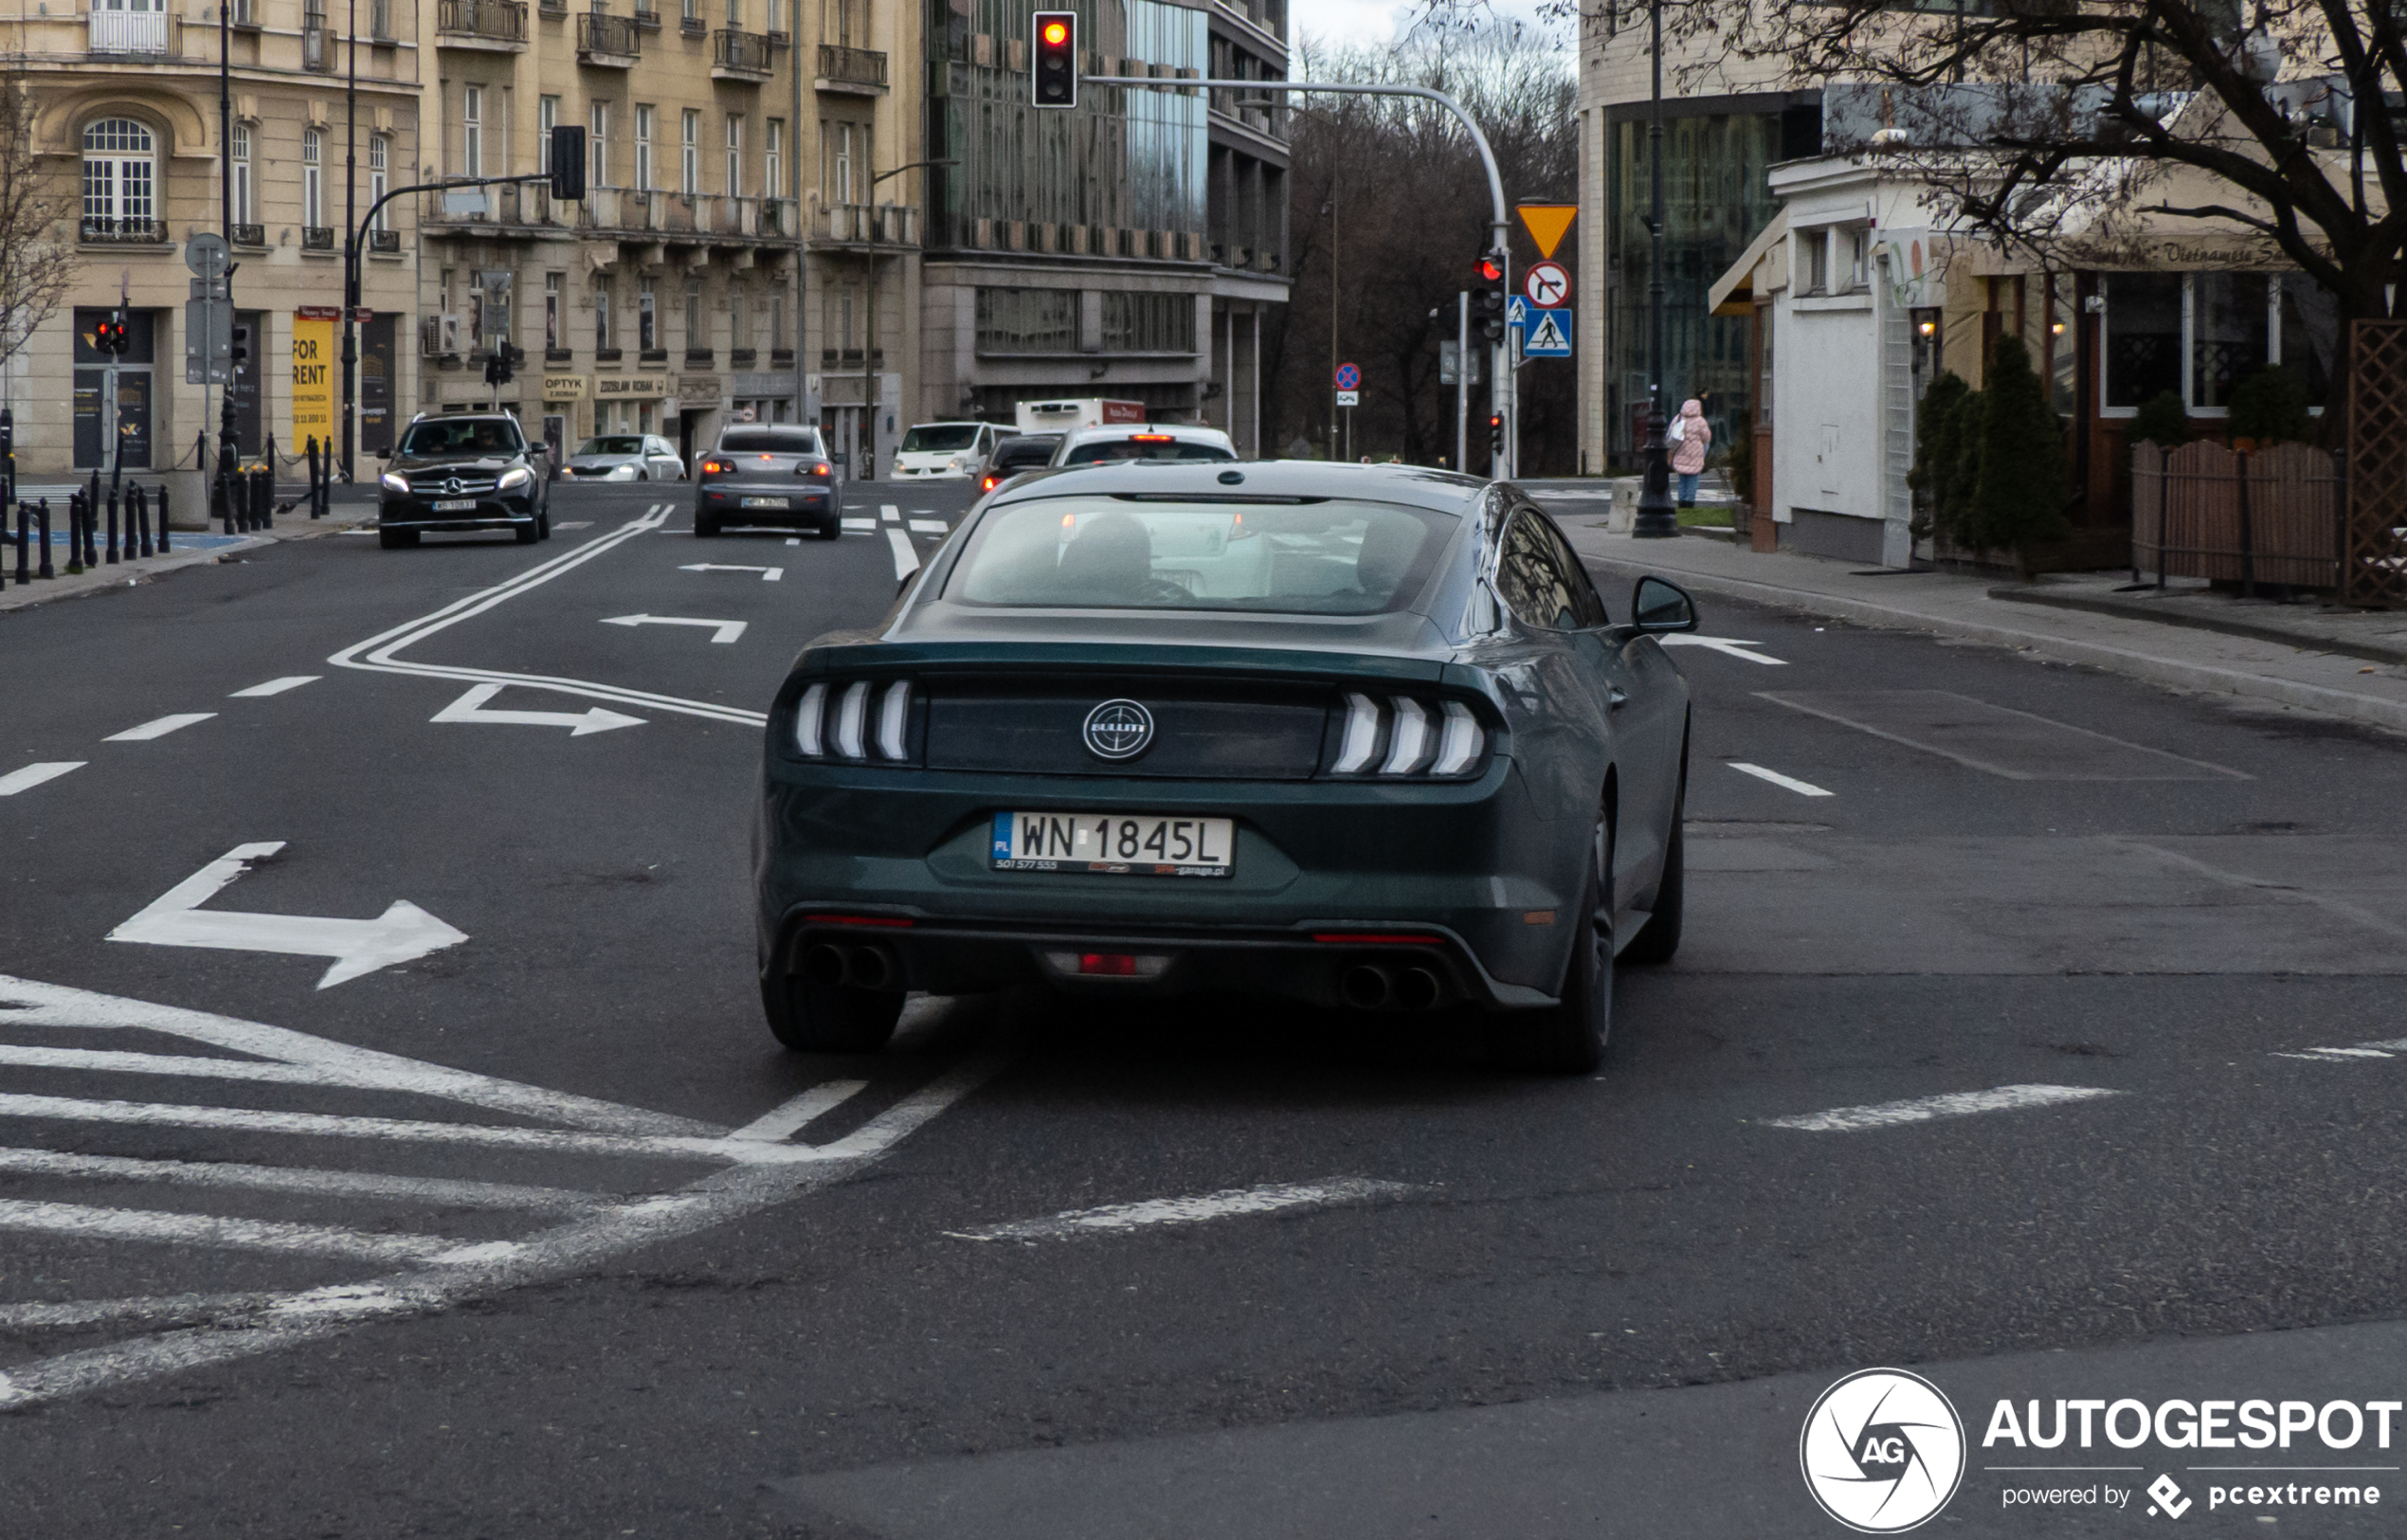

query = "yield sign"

[
  {"left": 1523, "top": 261, "right": 1571, "bottom": 308},
  {"left": 1333, "top": 361, "right": 1361, "bottom": 391},
  {"left": 1516, "top": 203, "right": 1577, "bottom": 260}
]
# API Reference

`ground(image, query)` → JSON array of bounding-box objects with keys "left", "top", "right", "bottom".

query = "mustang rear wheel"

[{"left": 1495, "top": 816, "right": 1612, "bottom": 1074}]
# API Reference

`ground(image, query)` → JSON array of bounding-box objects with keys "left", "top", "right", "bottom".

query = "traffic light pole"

[
  {"left": 339, "top": 0, "right": 357, "bottom": 481},
  {"left": 218, "top": 0, "right": 238, "bottom": 522},
  {"left": 1082, "top": 76, "right": 1513, "bottom": 476},
  {"left": 1456, "top": 291, "right": 1469, "bottom": 474}
]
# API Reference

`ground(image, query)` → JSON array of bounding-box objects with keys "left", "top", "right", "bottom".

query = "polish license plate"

[
  {"left": 433, "top": 498, "right": 478, "bottom": 512},
  {"left": 742, "top": 496, "right": 788, "bottom": 509},
  {"left": 991, "top": 812, "right": 1234, "bottom": 878}
]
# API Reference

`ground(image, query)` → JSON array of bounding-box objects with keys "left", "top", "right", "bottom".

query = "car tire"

[
  {"left": 818, "top": 518, "right": 842, "bottom": 540},
  {"left": 1620, "top": 779, "right": 1685, "bottom": 967},
  {"left": 761, "top": 971, "right": 903, "bottom": 1053},
  {"left": 378, "top": 527, "right": 419, "bottom": 550},
  {"left": 695, "top": 513, "right": 719, "bottom": 537},
  {"left": 638, "top": 470, "right": 649, "bottom": 481},
  {"left": 1495, "top": 815, "right": 1612, "bottom": 1074},
  {"left": 537, "top": 511, "right": 553, "bottom": 541},
  {"left": 515, "top": 519, "right": 539, "bottom": 545}
]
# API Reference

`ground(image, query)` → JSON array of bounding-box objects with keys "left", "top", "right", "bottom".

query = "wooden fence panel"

[{"left": 2127, "top": 439, "right": 2339, "bottom": 589}]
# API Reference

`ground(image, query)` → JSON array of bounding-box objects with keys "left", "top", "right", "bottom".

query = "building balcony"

[
  {"left": 711, "top": 27, "right": 771, "bottom": 80},
  {"left": 679, "top": 12, "right": 704, "bottom": 37},
  {"left": 812, "top": 202, "right": 915, "bottom": 247},
  {"left": 87, "top": 9, "right": 176, "bottom": 54},
  {"left": 728, "top": 347, "right": 755, "bottom": 367},
  {"left": 769, "top": 348, "right": 794, "bottom": 366},
  {"left": 436, "top": 0, "right": 528, "bottom": 48},
  {"left": 639, "top": 347, "right": 668, "bottom": 364},
  {"left": 230, "top": 222, "right": 267, "bottom": 248},
  {"left": 546, "top": 346, "right": 574, "bottom": 362},
  {"left": 80, "top": 216, "right": 169, "bottom": 245},
  {"left": 576, "top": 11, "right": 640, "bottom": 63},
  {"left": 301, "top": 21, "right": 335, "bottom": 69},
  {"left": 594, "top": 346, "right": 623, "bottom": 362},
  {"left": 370, "top": 227, "right": 402, "bottom": 253},
  {"left": 815, "top": 43, "right": 885, "bottom": 93},
  {"left": 301, "top": 226, "right": 336, "bottom": 250},
  {"left": 683, "top": 348, "right": 714, "bottom": 368},
  {"left": 632, "top": 0, "right": 661, "bottom": 27}
]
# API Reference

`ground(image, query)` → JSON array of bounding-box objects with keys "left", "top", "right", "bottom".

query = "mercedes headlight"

[
  {"left": 498, "top": 465, "right": 534, "bottom": 491},
  {"left": 379, "top": 472, "right": 409, "bottom": 494}
]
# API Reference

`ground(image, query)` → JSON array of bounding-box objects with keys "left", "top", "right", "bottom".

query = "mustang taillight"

[
  {"left": 1330, "top": 694, "right": 1486, "bottom": 779},
  {"left": 793, "top": 679, "right": 914, "bottom": 763}
]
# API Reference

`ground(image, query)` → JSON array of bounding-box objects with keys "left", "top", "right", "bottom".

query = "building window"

[
  {"left": 2191, "top": 271, "right": 2271, "bottom": 410},
  {"left": 2048, "top": 279, "right": 2077, "bottom": 418},
  {"left": 538, "top": 96, "right": 558, "bottom": 174},
  {"left": 1801, "top": 229, "right": 1829, "bottom": 295},
  {"left": 828, "top": 120, "right": 854, "bottom": 203},
  {"left": 302, "top": 127, "right": 323, "bottom": 228},
  {"left": 594, "top": 276, "right": 613, "bottom": 350},
  {"left": 546, "top": 271, "right": 562, "bottom": 350},
  {"left": 1847, "top": 228, "right": 1869, "bottom": 291},
  {"left": 684, "top": 276, "right": 702, "bottom": 350},
  {"left": 634, "top": 104, "right": 654, "bottom": 190},
  {"left": 229, "top": 123, "right": 252, "bottom": 225},
  {"left": 1101, "top": 291, "right": 1197, "bottom": 353},
  {"left": 369, "top": 134, "right": 389, "bottom": 229},
  {"left": 639, "top": 281, "right": 656, "bottom": 349},
  {"left": 769, "top": 288, "right": 785, "bottom": 354},
  {"left": 680, "top": 0, "right": 696, "bottom": 22},
  {"left": 730, "top": 277, "right": 749, "bottom": 351},
  {"left": 2102, "top": 272, "right": 2181, "bottom": 410},
  {"left": 589, "top": 102, "right": 611, "bottom": 188},
  {"left": 765, "top": 0, "right": 781, "bottom": 30},
  {"left": 974, "top": 287, "right": 1077, "bottom": 354},
  {"left": 462, "top": 85, "right": 482, "bottom": 179},
  {"left": 726, "top": 0, "right": 738, "bottom": 25},
  {"left": 81, "top": 118, "right": 156, "bottom": 234},
  {"left": 725, "top": 114, "right": 742, "bottom": 198},
  {"left": 825, "top": 0, "right": 861, "bottom": 47},
  {"left": 765, "top": 118, "right": 783, "bottom": 201},
  {"left": 680, "top": 110, "right": 699, "bottom": 195}
]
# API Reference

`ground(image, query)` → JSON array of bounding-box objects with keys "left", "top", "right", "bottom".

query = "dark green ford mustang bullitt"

[{"left": 753, "top": 461, "right": 1698, "bottom": 1072}]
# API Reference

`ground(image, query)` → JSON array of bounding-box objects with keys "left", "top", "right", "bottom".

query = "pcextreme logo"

[{"left": 1801, "top": 1368, "right": 1968, "bottom": 1532}]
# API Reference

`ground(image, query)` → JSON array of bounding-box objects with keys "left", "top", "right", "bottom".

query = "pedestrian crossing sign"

[{"left": 1522, "top": 307, "right": 1572, "bottom": 357}]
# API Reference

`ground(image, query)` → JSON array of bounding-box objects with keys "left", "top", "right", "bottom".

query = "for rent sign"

[{"left": 290, "top": 306, "right": 338, "bottom": 447}]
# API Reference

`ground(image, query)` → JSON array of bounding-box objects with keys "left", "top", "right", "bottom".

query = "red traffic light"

[
  {"left": 1476, "top": 255, "right": 1506, "bottom": 284},
  {"left": 1041, "top": 19, "right": 1067, "bottom": 45}
]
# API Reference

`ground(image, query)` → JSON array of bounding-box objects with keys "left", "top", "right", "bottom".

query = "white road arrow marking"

[
  {"left": 1658, "top": 635, "right": 1788, "bottom": 665},
  {"left": 599, "top": 613, "right": 749, "bottom": 644},
  {"left": 106, "top": 842, "right": 470, "bottom": 989},
  {"left": 678, "top": 563, "right": 784, "bottom": 581},
  {"left": 430, "top": 682, "right": 644, "bottom": 736},
  {"left": 886, "top": 527, "right": 923, "bottom": 581}
]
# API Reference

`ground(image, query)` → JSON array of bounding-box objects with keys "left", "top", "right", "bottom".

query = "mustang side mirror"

[{"left": 1632, "top": 575, "right": 1699, "bottom": 634}]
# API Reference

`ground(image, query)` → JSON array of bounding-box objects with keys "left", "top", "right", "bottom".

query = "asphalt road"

[{"left": 3, "top": 478, "right": 2405, "bottom": 1537}]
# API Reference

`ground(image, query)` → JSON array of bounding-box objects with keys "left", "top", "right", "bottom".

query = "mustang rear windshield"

[
  {"left": 720, "top": 428, "right": 822, "bottom": 454},
  {"left": 944, "top": 498, "right": 1456, "bottom": 615},
  {"left": 401, "top": 419, "right": 526, "bottom": 456}
]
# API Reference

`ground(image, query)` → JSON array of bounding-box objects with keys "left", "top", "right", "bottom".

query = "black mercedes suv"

[{"left": 376, "top": 412, "right": 552, "bottom": 549}]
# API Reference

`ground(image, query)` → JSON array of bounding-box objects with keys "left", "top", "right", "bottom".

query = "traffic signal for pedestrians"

[
  {"left": 1032, "top": 11, "right": 1077, "bottom": 108},
  {"left": 550, "top": 124, "right": 588, "bottom": 202},
  {"left": 94, "top": 311, "right": 129, "bottom": 354}
]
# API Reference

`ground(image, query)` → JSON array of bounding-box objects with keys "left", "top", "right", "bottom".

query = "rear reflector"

[
  {"left": 1041, "top": 950, "right": 1173, "bottom": 979},
  {"left": 1081, "top": 952, "right": 1135, "bottom": 975}
]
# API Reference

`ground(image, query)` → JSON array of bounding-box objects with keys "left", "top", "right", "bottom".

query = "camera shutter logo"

[
  {"left": 1081, "top": 699, "right": 1154, "bottom": 761},
  {"left": 1800, "top": 1368, "right": 1965, "bottom": 1532}
]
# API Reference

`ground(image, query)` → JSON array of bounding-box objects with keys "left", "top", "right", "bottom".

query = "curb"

[
  {"left": 0, "top": 515, "right": 371, "bottom": 615},
  {"left": 1580, "top": 551, "right": 2407, "bottom": 736},
  {"left": 1986, "top": 583, "right": 2407, "bottom": 669}
]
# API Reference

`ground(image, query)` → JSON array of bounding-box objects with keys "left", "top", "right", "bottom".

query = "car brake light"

[
  {"left": 1080, "top": 952, "right": 1136, "bottom": 975},
  {"left": 812, "top": 463, "right": 830, "bottom": 477},
  {"left": 1328, "top": 696, "right": 1485, "bottom": 779},
  {"left": 981, "top": 476, "right": 999, "bottom": 491},
  {"left": 1131, "top": 433, "right": 1174, "bottom": 443},
  {"left": 795, "top": 679, "right": 916, "bottom": 763},
  {"left": 701, "top": 460, "right": 730, "bottom": 475}
]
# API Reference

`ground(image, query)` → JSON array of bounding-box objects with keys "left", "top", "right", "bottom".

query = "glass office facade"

[{"left": 927, "top": 0, "right": 1207, "bottom": 250}]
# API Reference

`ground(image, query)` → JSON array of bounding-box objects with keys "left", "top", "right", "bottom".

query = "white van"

[{"left": 893, "top": 421, "right": 1004, "bottom": 479}]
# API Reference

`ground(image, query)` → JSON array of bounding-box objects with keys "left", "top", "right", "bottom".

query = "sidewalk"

[
  {"left": 1553, "top": 511, "right": 2407, "bottom": 736},
  {"left": 0, "top": 487, "right": 377, "bottom": 615}
]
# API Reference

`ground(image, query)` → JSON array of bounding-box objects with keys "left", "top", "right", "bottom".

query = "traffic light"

[
  {"left": 484, "top": 341, "right": 521, "bottom": 387},
  {"left": 1032, "top": 10, "right": 1077, "bottom": 108},
  {"left": 1488, "top": 412, "right": 1505, "bottom": 459},
  {"left": 229, "top": 323, "right": 251, "bottom": 370},
  {"left": 94, "top": 312, "right": 128, "bottom": 354},
  {"left": 1476, "top": 254, "right": 1505, "bottom": 285},
  {"left": 1474, "top": 288, "right": 1506, "bottom": 345},
  {"left": 549, "top": 124, "right": 588, "bottom": 203}
]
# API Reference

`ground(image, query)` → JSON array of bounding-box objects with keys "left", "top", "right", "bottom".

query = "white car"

[
  {"left": 1050, "top": 423, "right": 1239, "bottom": 466},
  {"left": 565, "top": 434, "right": 686, "bottom": 481},
  {"left": 894, "top": 421, "right": 1004, "bottom": 479}
]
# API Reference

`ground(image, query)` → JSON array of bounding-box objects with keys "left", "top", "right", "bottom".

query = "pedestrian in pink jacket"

[{"left": 1669, "top": 398, "right": 1711, "bottom": 508}]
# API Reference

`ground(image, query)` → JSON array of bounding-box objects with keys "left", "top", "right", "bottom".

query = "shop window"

[
  {"left": 2191, "top": 272, "right": 2271, "bottom": 409},
  {"left": 2102, "top": 272, "right": 2181, "bottom": 409},
  {"left": 2105, "top": 270, "right": 2338, "bottom": 415},
  {"left": 2279, "top": 276, "right": 2342, "bottom": 407}
]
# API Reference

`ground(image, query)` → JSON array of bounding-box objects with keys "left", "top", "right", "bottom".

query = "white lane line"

[
  {"left": 0, "top": 1198, "right": 468, "bottom": 1265},
  {"left": 946, "top": 1177, "right": 1420, "bottom": 1242},
  {"left": 553, "top": 520, "right": 593, "bottom": 530},
  {"left": 842, "top": 516, "right": 876, "bottom": 532},
  {"left": 599, "top": 613, "right": 748, "bottom": 644},
  {"left": 104, "top": 713, "right": 215, "bottom": 742},
  {"left": 228, "top": 676, "right": 319, "bottom": 698},
  {"left": 729, "top": 1080, "right": 869, "bottom": 1143},
  {"left": 1658, "top": 635, "right": 1787, "bottom": 665},
  {"left": 0, "top": 1092, "right": 828, "bottom": 1165},
  {"left": 786, "top": 536, "right": 802, "bottom": 546},
  {"left": 1728, "top": 761, "right": 1834, "bottom": 797},
  {"left": 0, "top": 762, "right": 84, "bottom": 796},
  {"left": 908, "top": 519, "right": 949, "bottom": 535},
  {"left": 0, "top": 1053, "right": 1011, "bottom": 1411},
  {"left": 0, "top": 972, "right": 717, "bottom": 1137},
  {"left": 0, "top": 1293, "right": 299, "bottom": 1332},
  {"left": 1765, "top": 1084, "right": 2122, "bottom": 1132},
  {"left": 879, "top": 504, "right": 900, "bottom": 523},
  {"left": 678, "top": 563, "right": 784, "bottom": 581},
  {"left": 326, "top": 508, "right": 769, "bottom": 729},
  {"left": 887, "top": 527, "right": 923, "bottom": 581},
  {"left": 0, "top": 1147, "right": 602, "bottom": 1213},
  {"left": 2275, "top": 1038, "right": 2407, "bottom": 1061}
]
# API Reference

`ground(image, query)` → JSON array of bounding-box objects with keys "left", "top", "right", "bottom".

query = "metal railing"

[
  {"left": 816, "top": 42, "right": 885, "bottom": 87},
  {"left": 712, "top": 27, "right": 770, "bottom": 73},
  {"left": 816, "top": 202, "right": 915, "bottom": 245},
  {"left": 369, "top": 227, "right": 401, "bottom": 252},
  {"left": 437, "top": 0, "right": 526, "bottom": 42},
  {"left": 231, "top": 222, "right": 267, "bottom": 247},
  {"left": 302, "top": 20, "right": 333, "bottom": 68},
  {"left": 301, "top": 226, "right": 336, "bottom": 249},
  {"left": 80, "top": 215, "right": 169, "bottom": 244},
  {"left": 88, "top": 9, "right": 173, "bottom": 52},
  {"left": 576, "top": 10, "right": 639, "bottom": 57}
]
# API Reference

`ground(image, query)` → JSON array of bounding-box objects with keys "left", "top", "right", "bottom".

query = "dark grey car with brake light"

[
  {"left": 696, "top": 426, "right": 839, "bottom": 537},
  {"left": 753, "top": 461, "right": 1697, "bottom": 1073}
]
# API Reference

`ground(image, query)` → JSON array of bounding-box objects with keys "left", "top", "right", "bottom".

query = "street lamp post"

[
  {"left": 339, "top": 0, "right": 357, "bottom": 481},
  {"left": 856, "top": 156, "right": 951, "bottom": 482},
  {"left": 1632, "top": 0, "right": 1679, "bottom": 538},
  {"left": 217, "top": 0, "right": 239, "bottom": 518}
]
